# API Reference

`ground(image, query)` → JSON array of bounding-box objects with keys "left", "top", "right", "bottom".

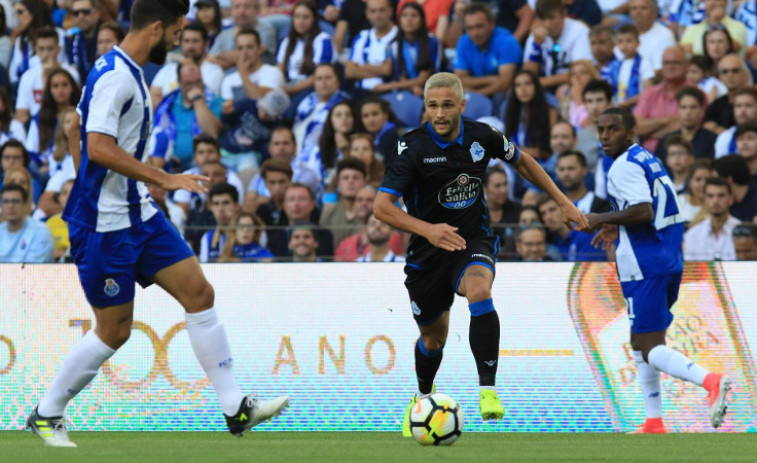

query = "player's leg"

[
  {"left": 29, "top": 224, "right": 139, "bottom": 447},
  {"left": 628, "top": 329, "right": 666, "bottom": 433},
  {"left": 150, "top": 255, "right": 288, "bottom": 435},
  {"left": 457, "top": 263, "right": 504, "bottom": 420},
  {"left": 629, "top": 272, "right": 731, "bottom": 429},
  {"left": 402, "top": 267, "right": 454, "bottom": 436}
]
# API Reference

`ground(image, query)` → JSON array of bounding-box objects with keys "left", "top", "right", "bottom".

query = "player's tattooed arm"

[
  {"left": 374, "top": 191, "right": 466, "bottom": 252},
  {"left": 586, "top": 203, "right": 654, "bottom": 232}
]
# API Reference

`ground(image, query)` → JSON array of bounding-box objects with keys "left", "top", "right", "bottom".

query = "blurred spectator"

[
  {"left": 254, "top": 158, "right": 293, "bottom": 227},
  {"left": 538, "top": 194, "right": 605, "bottom": 261},
  {"left": 1, "top": 165, "right": 36, "bottom": 213},
  {"left": 199, "top": 182, "right": 240, "bottom": 263},
  {"left": 267, "top": 182, "right": 333, "bottom": 257},
  {"left": 680, "top": 0, "right": 746, "bottom": 56},
  {"left": 714, "top": 87, "right": 757, "bottom": 158},
  {"left": 514, "top": 224, "right": 552, "bottom": 262},
  {"left": 334, "top": 185, "right": 403, "bottom": 260},
  {"left": 26, "top": 68, "right": 80, "bottom": 159},
  {"left": 556, "top": 150, "right": 611, "bottom": 213},
  {"left": 15, "top": 27, "right": 79, "bottom": 126},
  {"left": 65, "top": 0, "right": 101, "bottom": 81},
  {"left": 657, "top": 87, "right": 716, "bottom": 162},
  {"left": 735, "top": 124, "right": 757, "bottom": 179},
  {"left": 220, "top": 27, "right": 285, "bottom": 100},
  {"left": 705, "top": 54, "right": 749, "bottom": 135},
  {"left": 687, "top": 54, "right": 727, "bottom": 103},
  {"left": 518, "top": 204, "right": 542, "bottom": 226},
  {"left": 95, "top": 21, "right": 124, "bottom": 57},
  {"left": 523, "top": 0, "right": 592, "bottom": 89},
  {"left": 0, "top": 183, "right": 53, "bottom": 262},
  {"left": 150, "top": 23, "right": 225, "bottom": 105},
  {"left": 495, "top": 0, "right": 534, "bottom": 43},
  {"left": 209, "top": 0, "right": 277, "bottom": 69},
  {"left": 702, "top": 25, "right": 734, "bottom": 70},
  {"left": 355, "top": 211, "right": 405, "bottom": 261},
  {"left": 633, "top": 45, "right": 689, "bottom": 152},
  {"left": 591, "top": 25, "right": 617, "bottom": 84},
  {"left": 150, "top": 62, "right": 224, "bottom": 172},
  {"left": 454, "top": 2, "right": 522, "bottom": 99},
  {"left": 375, "top": 2, "right": 440, "bottom": 96},
  {"left": 732, "top": 223, "right": 757, "bottom": 260},
  {"left": 578, "top": 79, "right": 612, "bottom": 172},
  {"left": 288, "top": 224, "right": 320, "bottom": 262},
  {"left": 193, "top": 0, "right": 225, "bottom": 49},
  {"left": 484, "top": 165, "right": 521, "bottom": 258},
  {"left": 678, "top": 158, "right": 714, "bottom": 224},
  {"left": 683, "top": 177, "right": 738, "bottom": 260},
  {"left": 515, "top": 118, "right": 563, "bottom": 205},
  {"left": 0, "top": 141, "right": 41, "bottom": 205},
  {"left": 46, "top": 177, "right": 73, "bottom": 260},
  {"left": 564, "top": 0, "right": 602, "bottom": 26},
  {"left": 344, "top": 0, "right": 396, "bottom": 95},
  {"left": 662, "top": 135, "right": 695, "bottom": 194},
  {"left": 0, "top": 4, "right": 11, "bottom": 69},
  {"left": 277, "top": 0, "right": 334, "bottom": 110},
  {"left": 146, "top": 182, "right": 186, "bottom": 235},
  {"left": 396, "top": 0, "right": 454, "bottom": 39},
  {"left": 344, "top": 133, "right": 384, "bottom": 189},
  {"left": 332, "top": 0, "right": 373, "bottom": 54},
  {"left": 357, "top": 96, "right": 399, "bottom": 167},
  {"left": 0, "top": 87, "right": 27, "bottom": 145},
  {"left": 320, "top": 157, "right": 367, "bottom": 246},
  {"left": 557, "top": 60, "right": 598, "bottom": 129},
  {"left": 605, "top": 24, "right": 653, "bottom": 108},
  {"left": 248, "top": 126, "right": 320, "bottom": 200},
  {"left": 504, "top": 70, "right": 555, "bottom": 159},
  {"left": 737, "top": 0, "right": 757, "bottom": 69},
  {"left": 36, "top": 106, "right": 77, "bottom": 219},
  {"left": 628, "top": 0, "right": 676, "bottom": 74},
  {"left": 185, "top": 161, "right": 243, "bottom": 251},
  {"left": 174, "top": 137, "right": 245, "bottom": 216},
  {"left": 313, "top": 100, "right": 356, "bottom": 184},
  {"left": 713, "top": 154, "right": 757, "bottom": 222},
  {"left": 218, "top": 211, "right": 274, "bottom": 262},
  {"left": 292, "top": 63, "right": 348, "bottom": 161},
  {"left": 9, "top": 0, "right": 67, "bottom": 86}
]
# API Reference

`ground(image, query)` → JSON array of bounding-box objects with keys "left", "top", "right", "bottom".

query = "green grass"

[{"left": 3, "top": 432, "right": 755, "bottom": 463}]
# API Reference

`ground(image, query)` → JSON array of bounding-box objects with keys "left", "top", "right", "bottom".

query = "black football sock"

[
  {"left": 468, "top": 299, "right": 500, "bottom": 387},
  {"left": 414, "top": 338, "right": 443, "bottom": 395}
]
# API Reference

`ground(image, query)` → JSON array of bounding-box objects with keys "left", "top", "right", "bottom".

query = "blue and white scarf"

[
  {"left": 607, "top": 54, "right": 642, "bottom": 103},
  {"left": 150, "top": 88, "right": 215, "bottom": 159},
  {"left": 295, "top": 89, "right": 349, "bottom": 156}
]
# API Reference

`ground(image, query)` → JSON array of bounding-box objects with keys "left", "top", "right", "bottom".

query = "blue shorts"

[
  {"left": 620, "top": 272, "right": 682, "bottom": 334},
  {"left": 69, "top": 212, "right": 195, "bottom": 308}
]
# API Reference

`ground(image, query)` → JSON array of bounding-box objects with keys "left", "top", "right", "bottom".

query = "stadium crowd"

[{"left": 1, "top": 0, "right": 757, "bottom": 263}]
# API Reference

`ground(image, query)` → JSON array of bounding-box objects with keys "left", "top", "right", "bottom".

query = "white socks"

[
  {"left": 647, "top": 345, "right": 708, "bottom": 387},
  {"left": 38, "top": 330, "right": 116, "bottom": 417},
  {"left": 185, "top": 308, "right": 245, "bottom": 416},
  {"left": 633, "top": 350, "right": 662, "bottom": 419}
]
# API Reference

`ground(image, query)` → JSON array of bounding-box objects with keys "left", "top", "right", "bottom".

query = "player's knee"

[
  {"left": 421, "top": 333, "right": 446, "bottom": 352},
  {"left": 97, "top": 320, "right": 133, "bottom": 349},
  {"left": 185, "top": 281, "right": 215, "bottom": 312},
  {"left": 465, "top": 285, "right": 492, "bottom": 305}
]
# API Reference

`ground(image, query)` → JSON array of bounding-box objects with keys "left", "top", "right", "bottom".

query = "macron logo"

[
  {"left": 218, "top": 358, "right": 234, "bottom": 368},
  {"left": 424, "top": 157, "right": 447, "bottom": 164},
  {"left": 686, "top": 362, "right": 693, "bottom": 369},
  {"left": 648, "top": 392, "right": 660, "bottom": 398},
  {"left": 484, "top": 360, "right": 497, "bottom": 367}
]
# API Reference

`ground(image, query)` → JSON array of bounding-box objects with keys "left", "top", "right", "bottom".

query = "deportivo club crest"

[
  {"left": 470, "top": 141, "right": 485, "bottom": 162},
  {"left": 104, "top": 278, "right": 120, "bottom": 297},
  {"left": 438, "top": 173, "right": 482, "bottom": 209}
]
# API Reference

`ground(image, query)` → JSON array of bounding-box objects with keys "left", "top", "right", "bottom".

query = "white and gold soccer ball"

[{"left": 409, "top": 393, "right": 464, "bottom": 446}]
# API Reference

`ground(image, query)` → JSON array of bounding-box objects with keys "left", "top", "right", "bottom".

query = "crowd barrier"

[{"left": 1, "top": 262, "right": 755, "bottom": 432}]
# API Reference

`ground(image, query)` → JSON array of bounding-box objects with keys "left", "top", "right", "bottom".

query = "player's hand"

[
  {"left": 160, "top": 174, "right": 210, "bottom": 193},
  {"left": 425, "top": 224, "right": 466, "bottom": 252},
  {"left": 561, "top": 203, "right": 589, "bottom": 232},
  {"left": 591, "top": 224, "right": 618, "bottom": 250}
]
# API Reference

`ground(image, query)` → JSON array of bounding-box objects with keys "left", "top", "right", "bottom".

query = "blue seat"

[
  {"left": 382, "top": 91, "right": 424, "bottom": 129},
  {"left": 462, "top": 92, "right": 493, "bottom": 120}
]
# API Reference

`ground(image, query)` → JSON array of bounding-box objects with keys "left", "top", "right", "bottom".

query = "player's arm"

[
  {"left": 587, "top": 203, "right": 654, "bottom": 230},
  {"left": 374, "top": 191, "right": 466, "bottom": 252},
  {"left": 67, "top": 112, "right": 82, "bottom": 172},
  {"left": 513, "top": 148, "right": 588, "bottom": 230},
  {"left": 88, "top": 133, "right": 208, "bottom": 193}
]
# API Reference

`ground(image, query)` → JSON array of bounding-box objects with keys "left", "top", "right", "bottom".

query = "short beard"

[
  {"left": 149, "top": 39, "right": 168, "bottom": 65},
  {"left": 368, "top": 234, "right": 390, "bottom": 247}
]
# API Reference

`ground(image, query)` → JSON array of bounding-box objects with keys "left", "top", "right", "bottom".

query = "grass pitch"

[{"left": 2, "top": 431, "right": 755, "bottom": 463}]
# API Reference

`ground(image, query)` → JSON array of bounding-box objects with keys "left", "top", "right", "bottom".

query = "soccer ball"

[{"left": 409, "top": 393, "right": 464, "bottom": 446}]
